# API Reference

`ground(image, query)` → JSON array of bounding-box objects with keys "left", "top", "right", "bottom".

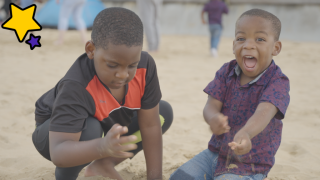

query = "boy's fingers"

[
  {"left": 240, "top": 139, "right": 251, "bottom": 150},
  {"left": 110, "top": 124, "right": 120, "bottom": 131},
  {"left": 118, "top": 135, "right": 137, "bottom": 144},
  {"left": 220, "top": 115, "right": 228, "bottom": 127},
  {"left": 119, "top": 126, "right": 129, "bottom": 135},
  {"left": 109, "top": 125, "right": 130, "bottom": 139},
  {"left": 228, "top": 142, "right": 239, "bottom": 150},
  {"left": 224, "top": 125, "right": 230, "bottom": 130},
  {"left": 234, "top": 139, "right": 251, "bottom": 155},
  {"left": 118, "top": 143, "right": 138, "bottom": 152},
  {"left": 222, "top": 115, "right": 228, "bottom": 122},
  {"left": 114, "top": 151, "right": 135, "bottom": 158},
  {"left": 109, "top": 124, "right": 122, "bottom": 138},
  {"left": 222, "top": 125, "right": 230, "bottom": 133}
]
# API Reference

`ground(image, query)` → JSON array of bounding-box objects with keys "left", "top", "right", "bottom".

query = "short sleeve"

[
  {"left": 223, "top": 3, "right": 229, "bottom": 14},
  {"left": 203, "top": 63, "right": 229, "bottom": 102},
  {"left": 259, "top": 76, "right": 290, "bottom": 119},
  {"left": 203, "top": 3, "right": 209, "bottom": 12},
  {"left": 50, "top": 80, "right": 95, "bottom": 133},
  {"left": 140, "top": 55, "right": 162, "bottom": 109}
]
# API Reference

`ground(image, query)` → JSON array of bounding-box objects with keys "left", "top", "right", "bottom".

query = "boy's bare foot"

[
  {"left": 84, "top": 157, "right": 125, "bottom": 179},
  {"left": 84, "top": 159, "right": 112, "bottom": 177},
  {"left": 264, "top": 178, "right": 269, "bottom": 180}
]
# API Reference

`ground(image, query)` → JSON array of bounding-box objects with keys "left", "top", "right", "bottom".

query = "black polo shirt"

[{"left": 35, "top": 51, "right": 161, "bottom": 133}]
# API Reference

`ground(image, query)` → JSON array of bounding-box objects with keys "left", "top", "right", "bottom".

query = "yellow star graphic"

[{"left": 1, "top": 3, "right": 42, "bottom": 42}]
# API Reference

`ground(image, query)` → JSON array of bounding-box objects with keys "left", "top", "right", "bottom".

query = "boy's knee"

[
  {"left": 159, "top": 100, "right": 173, "bottom": 133},
  {"left": 79, "top": 116, "right": 103, "bottom": 141},
  {"left": 170, "top": 169, "right": 195, "bottom": 180}
]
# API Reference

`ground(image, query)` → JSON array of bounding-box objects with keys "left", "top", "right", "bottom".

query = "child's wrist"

[
  {"left": 238, "top": 128, "right": 253, "bottom": 139},
  {"left": 208, "top": 112, "right": 221, "bottom": 122},
  {"left": 96, "top": 138, "right": 110, "bottom": 158}
]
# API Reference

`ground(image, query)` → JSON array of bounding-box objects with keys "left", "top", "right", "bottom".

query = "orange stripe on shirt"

[
  {"left": 86, "top": 75, "right": 120, "bottom": 121},
  {"left": 124, "top": 68, "right": 146, "bottom": 109}
]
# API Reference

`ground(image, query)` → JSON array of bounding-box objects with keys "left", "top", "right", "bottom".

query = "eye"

[
  {"left": 129, "top": 63, "right": 139, "bottom": 68},
  {"left": 236, "top": 37, "right": 245, "bottom": 41},
  {"left": 107, "top": 64, "right": 117, "bottom": 68},
  {"left": 257, "top": 38, "right": 265, "bottom": 42},
  {"left": 129, "top": 65, "right": 138, "bottom": 68}
]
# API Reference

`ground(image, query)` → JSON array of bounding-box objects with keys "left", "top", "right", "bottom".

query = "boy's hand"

[
  {"left": 208, "top": 113, "right": 230, "bottom": 135},
  {"left": 228, "top": 130, "right": 252, "bottom": 155},
  {"left": 202, "top": 19, "right": 206, "bottom": 24},
  {"left": 98, "top": 124, "right": 138, "bottom": 158}
]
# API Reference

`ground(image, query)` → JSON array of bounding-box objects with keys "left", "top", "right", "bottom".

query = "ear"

[
  {"left": 272, "top": 40, "right": 282, "bottom": 56},
  {"left": 85, "top": 40, "right": 95, "bottom": 59}
]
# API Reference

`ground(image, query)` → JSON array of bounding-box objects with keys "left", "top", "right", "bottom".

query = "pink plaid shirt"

[{"left": 204, "top": 59, "right": 290, "bottom": 176}]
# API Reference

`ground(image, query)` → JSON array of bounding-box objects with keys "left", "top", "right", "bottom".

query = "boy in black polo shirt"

[{"left": 32, "top": 7, "right": 173, "bottom": 180}]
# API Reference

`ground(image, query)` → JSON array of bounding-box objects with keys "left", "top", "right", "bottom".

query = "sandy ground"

[{"left": 0, "top": 29, "right": 320, "bottom": 180}]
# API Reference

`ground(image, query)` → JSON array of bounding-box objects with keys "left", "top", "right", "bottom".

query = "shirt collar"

[{"left": 228, "top": 60, "right": 276, "bottom": 85}]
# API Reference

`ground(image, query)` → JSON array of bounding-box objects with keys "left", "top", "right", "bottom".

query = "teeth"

[{"left": 245, "top": 56, "right": 254, "bottom": 58}]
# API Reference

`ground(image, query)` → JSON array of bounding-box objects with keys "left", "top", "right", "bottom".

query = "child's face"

[
  {"left": 233, "top": 16, "right": 281, "bottom": 79},
  {"left": 86, "top": 42, "right": 142, "bottom": 89}
]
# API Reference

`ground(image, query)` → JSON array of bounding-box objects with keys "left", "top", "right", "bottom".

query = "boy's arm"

[
  {"left": 228, "top": 102, "right": 278, "bottom": 155},
  {"left": 49, "top": 124, "right": 137, "bottom": 167},
  {"left": 137, "top": 104, "right": 163, "bottom": 180},
  {"left": 223, "top": 3, "right": 229, "bottom": 14},
  {"left": 201, "top": 10, "right": 206, "bottom": 24},
  {"left": 203, "top": 95, "right": 230, "bottom": 135},
  {"left": 241, "top": 102, "right": 278, "bottom": 138}
]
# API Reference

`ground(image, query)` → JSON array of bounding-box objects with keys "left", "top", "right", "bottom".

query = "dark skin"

[
  {"left": 201, "top": 10, "right": 207, "bottom": 24},
  {"left": 49, "top": 41, "right": 163, "bottom": 180},
  {"left": 204, "top": 16, "right": 281, "bottom": 156},
  {"left": 203, "top": 96, "right": 275, "bottom": 180},
  {"left": 203, "top": 97, "right": 278, "bottom": 152}
]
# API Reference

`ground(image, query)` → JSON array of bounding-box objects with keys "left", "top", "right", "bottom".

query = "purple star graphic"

[{"left": 25, "top": 34, "right": 41, "bottom": 50}]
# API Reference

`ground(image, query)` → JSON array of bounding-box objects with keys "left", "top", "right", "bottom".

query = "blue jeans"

[
  {"left": 209, "top": 24, "right": 222, "bottom": 49},
  {"left": 170, "top": 149, "right": 267, "bottom": 180}
]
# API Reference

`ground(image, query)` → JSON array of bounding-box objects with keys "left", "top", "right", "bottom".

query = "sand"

[{"left": 0, "top": 28, "right": 320, "bottom": 180}]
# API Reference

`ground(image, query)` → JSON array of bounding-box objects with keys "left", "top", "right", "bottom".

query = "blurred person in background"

[
  {"left": 0, "top": 0, "right": 12, "bottom": 23},
  {"left": 19, "top": 0, "right": 43, "bottom": 8},
  {"left": 137, "top": 0, "right": 162, "bottom": 53},
  {"left": 55, "top": 0, "right": 87, "bottom": 45},
  {"left": 201, "top": 0, "right": 228, "bottom": 57}
]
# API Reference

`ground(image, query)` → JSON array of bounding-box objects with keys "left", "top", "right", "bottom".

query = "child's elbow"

[
  {"left": 51, "top": 157, "right": 64, "bottom": 167},
  {"left": 50, "top": 152, "right": 69, "bottom": 167},
  {"left": 52, "top": 159, "right": 70, "bottom": 168}
]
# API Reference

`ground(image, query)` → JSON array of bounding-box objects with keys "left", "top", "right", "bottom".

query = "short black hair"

[
  {"left": 91, "top": 7, "right": 143, "bottom": 49},
  {"left": 237, "top": 9, "right": 281, "bottom": 41}
]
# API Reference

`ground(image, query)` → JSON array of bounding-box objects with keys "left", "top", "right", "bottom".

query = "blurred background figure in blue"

[
  {"left": 55, "top": 0, "right": 87, "bottom": 45},
  {"left": 201, "top": 0, "right": 228, "bottom": 57},
  {"left": 19, "top": 0, "right": 42, "bottom": 8},
  {"left": 137, "top": 0, "right": 162, "bottom": 53}
]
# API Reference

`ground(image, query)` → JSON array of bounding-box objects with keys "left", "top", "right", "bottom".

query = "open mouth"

[{"left": 243, "top": 56, "right": 257, "bottom": 71}]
